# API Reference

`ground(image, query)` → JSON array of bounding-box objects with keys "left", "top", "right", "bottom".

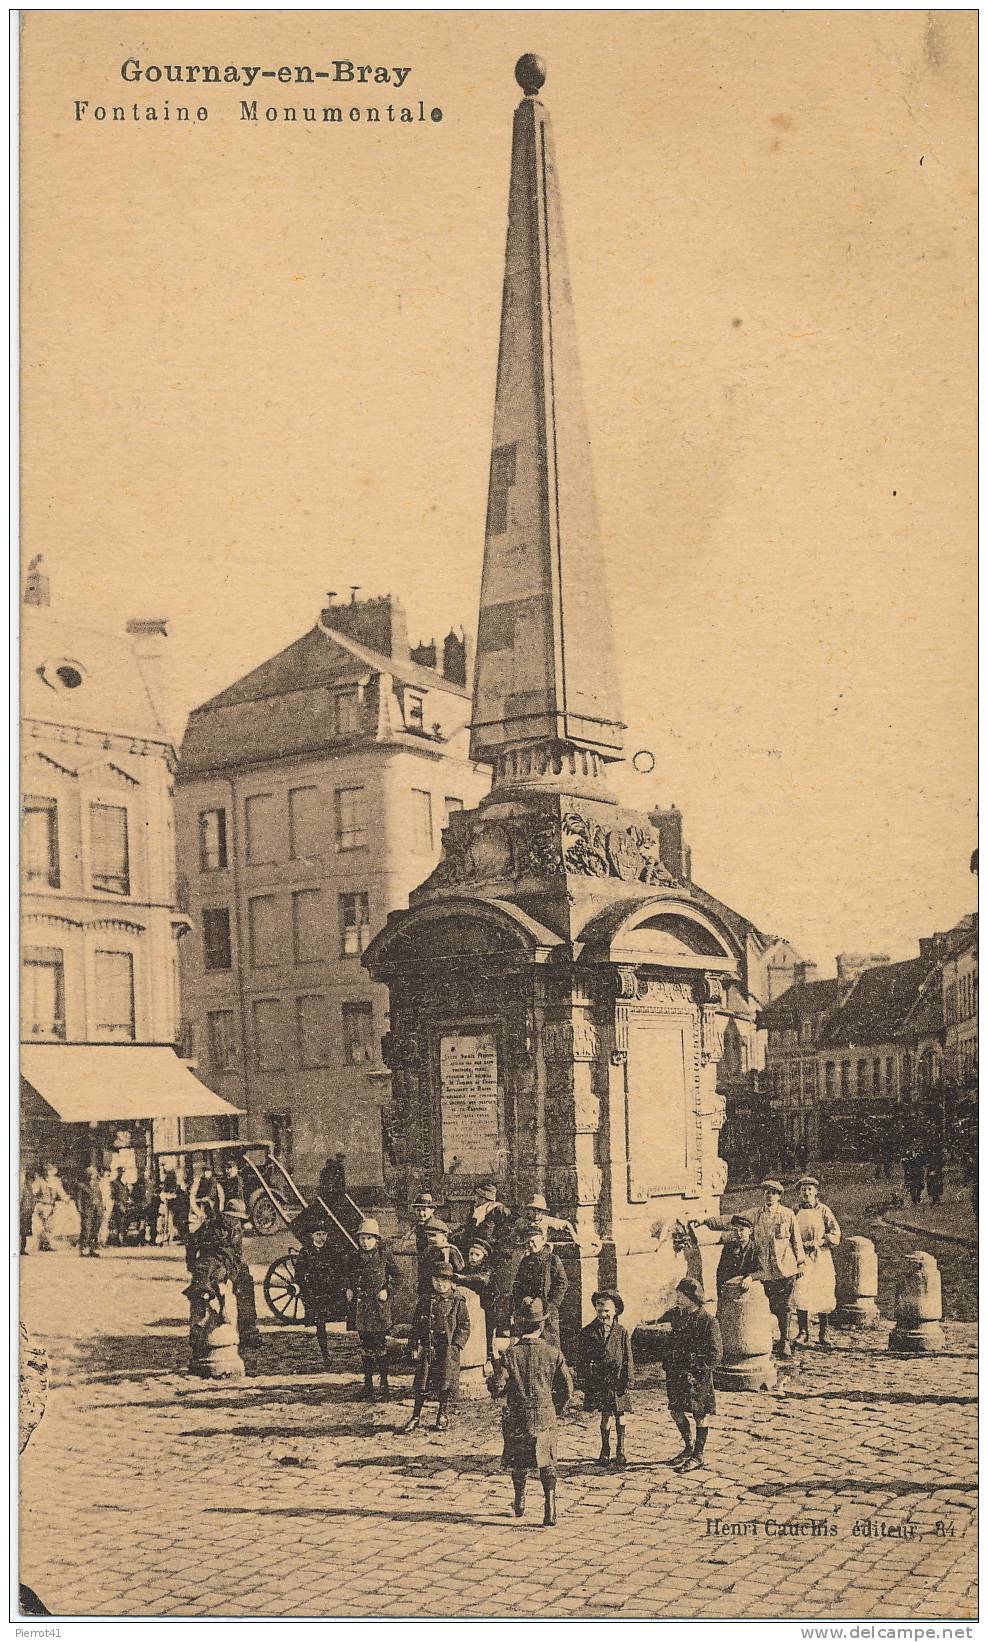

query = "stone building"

[
  {"left": 942, "top": 914, "right": 978, "bottom": 1090},
  {"left": 20, "top": 558, "right": 240, "bottom": 1179},
  {"left": 174, "top": 593, "right": 489, "bottom": 1192}
]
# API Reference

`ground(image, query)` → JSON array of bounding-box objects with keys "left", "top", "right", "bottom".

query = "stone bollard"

[
  {"left": 888, "top": 1252, "right": 946, "bottom": 1355},
  {"left": 714, "top": 1279, "right": 778, "bottom": 1391},
  {"left": 454, "top": 1282, "right": 490, "bottom": 1398},
  {"left": 834, "top": 1236, "right": 881, "bottom": 1330},
  {"left": 189, "top": 1281, "right": 246, "bottom": 1379}
]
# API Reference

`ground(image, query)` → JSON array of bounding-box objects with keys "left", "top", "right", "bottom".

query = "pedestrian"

[
  {"left": 108, "top": 1168, "right": 130, "bottom": 1246},
  {"left": 710, "top": 1215, "right": 762, "bottom": 1295},
  {"left": 296, "top": 1227, "right": 341, "bottom": 1370},
  {"left": 925, "top": 1146, "right": 945, "bottom": 1207},
  {"left": 345, "top": 1217, "right": 399, "bottom": 1401},
  {"left": 512, "top": 1223, "right": 568, "bottom": 1351},
  {"left": 653, "top": 1277, "right": 723, "bottom": 1473},
  {"left": 903, "top": 1146, "right": 925, "bottom": 1207},
  {"left": 97, "top": 1167, "right": 114, "bottom": 1246},
  {"left": 454, "top": 1235, "right": 499, "bottom": 1359},
  {"left": 33, "top": 1163, "right": 68, "bottom": 1252},
  {"left": 194, "top": 1197, "right": 262, "bottom": 1351},
  {"left": 412, "top": 1200, "right": 463, "bottom": 1298},
  {"left": 457, "top": 1183, "right": 513, "bottom": 1254},
  {"left": 403, "top": 1263, "right": 471, "bottom": 1432},
  {"left": 487, "top": 1297, "right": 574, "bottom": 1527},
  {"left": 703, "top": 1179, "right": 803, "bottom": 1357},
  {"left": 19, "top": 1169, "right": 35, "bottom": 1255},
  {"left": 792, "top": 1177, "right": 841, "bottom": 1348},
  {"left": 318, "top": 1151, "right": 348, "bottom": 1210},
  {"left": 75, "top": 1165, "right": 103, "bottom": 1258},
  {"left": 219, "top": 1157, "right": 246, "bottom": 1214},
  {"left": 576, "top": 1290, "right": 634, "bottom": 1468}
]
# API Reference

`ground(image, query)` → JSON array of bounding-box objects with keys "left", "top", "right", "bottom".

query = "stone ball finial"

[{"left": 515, "top": 54, "right": 546, "bottom": 96}]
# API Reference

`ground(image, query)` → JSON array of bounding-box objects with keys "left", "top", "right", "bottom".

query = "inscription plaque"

[{"left": 440, "top": 1032, "right": 501, "bottom": 1175}]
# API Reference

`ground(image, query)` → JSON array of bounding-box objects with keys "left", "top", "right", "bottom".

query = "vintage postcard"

[{"left": 17, "top": 9, "right": 977, "bottom": 1628}]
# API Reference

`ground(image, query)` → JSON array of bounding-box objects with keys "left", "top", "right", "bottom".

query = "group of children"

[{"left": 295, "top": 1192, "right": 727, "bottom": 1523}]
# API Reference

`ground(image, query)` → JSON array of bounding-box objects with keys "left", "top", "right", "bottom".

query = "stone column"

[
  {"left": 888, "top": 1252, "right": 946, "bottom": 1354},
  {"left": 834, "top": 1236, "right": 881, "bottom": 1329}
]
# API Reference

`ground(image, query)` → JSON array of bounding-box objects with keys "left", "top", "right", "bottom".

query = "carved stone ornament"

[
  {"left": 700, "top": 1008, "right": 728, "bottom": 1067},
  {"left": 615, "top": 965, "right": 638, "bottom": 1000}
]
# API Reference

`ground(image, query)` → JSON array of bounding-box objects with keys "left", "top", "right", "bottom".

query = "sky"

[{"left": 20, "top": 10, "right": 977, "bottom": 972}]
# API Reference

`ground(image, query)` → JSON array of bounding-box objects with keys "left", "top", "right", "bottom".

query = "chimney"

[
  {"left": 792, "top": 961, "right": 818, "bottom": 988},
  {"left": 24, "top": 555, "right": 50, "bottom": 607},
  {"left": 320, "top": 592, "right": 410, "bottom": 662},
  {"left": 443, "top": 628, "right": 468, "bottom": 687},
  {"left": 411, "top": 638, "right": 438, "bottom": 671},
  {"left": 648, "top": 804, "right": 689, "bottom": 882},
  {"left": 127, "top": 618, "right": 179, "bottom": 745},
  {"left": 836, "top": 952, "right": 892, "bottom": 984}
]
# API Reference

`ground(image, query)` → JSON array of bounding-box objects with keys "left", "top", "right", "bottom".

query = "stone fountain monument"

[{"left": 365, "top": 55, "right": 740, "bottom": 1338}]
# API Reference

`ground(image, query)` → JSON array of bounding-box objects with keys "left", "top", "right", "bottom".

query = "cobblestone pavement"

[{"left": 20, "top": 1248, "right": 977, "bottom": 1621}]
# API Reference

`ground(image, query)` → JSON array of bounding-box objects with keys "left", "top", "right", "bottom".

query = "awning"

[{"left": 20, "top": 1044, "right": 245, "bottom": 1124}]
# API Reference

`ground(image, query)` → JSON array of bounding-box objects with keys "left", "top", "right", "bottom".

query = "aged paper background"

[{"left": 20, "top": 8, "right": 977, "bottom": 965}]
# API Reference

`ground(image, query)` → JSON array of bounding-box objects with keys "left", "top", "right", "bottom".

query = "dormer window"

[{"left": 406, "top": 691, "right": 425, "bottom": 731}]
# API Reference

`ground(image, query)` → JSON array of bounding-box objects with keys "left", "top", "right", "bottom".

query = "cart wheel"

[
  {"left": 249, "top": 1190, "right": 286, "bottom": 1237},
  {"left": 264, "top": 1255, "right": 305, "bottom": 1324}
]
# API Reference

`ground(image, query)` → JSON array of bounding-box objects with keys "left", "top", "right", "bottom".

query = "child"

[
  {"left": 345, "top": 1216, "right": 399, "bottom": 1399},
  {"left": 488, "top": 1297, "right": 574, "bottom": 1527},
  {"left": 453, "top": 1236, "right": 499, "bottom": 1360},
  {"left": 654, "top": 1277, "right": 722, "bottom": 1473},
  {"left": 577, "top": 1289, "right": 635, "bottom": 1467},
  {"left": 404, "top": 1265, "right": 470, "bottom": 1432},
  {"left": 295, "top": 1226, "right": 339, "bottom": 1369}
]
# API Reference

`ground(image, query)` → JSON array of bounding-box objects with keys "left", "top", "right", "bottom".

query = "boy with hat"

[
  {"left": 296, "top": 1225, "right": 341, "bottom": 1370},
  {"left": 404, "top": 1263, "right": 471, "bottom": 1431},
  {"left": 488, "top": 1297, "right": 574, "bottom": 1526},
  {"left": 576, "top": 1290, "right": 635, "bottom": 1467},
  {"left": 453, "top": 1234, "right": 501, "bottom": 1360},
  {"left": 703, "top": 1178, "right": 804, "bottom": 1357},
  {"left": 653, "top": 1278, "right": 723, "bottom": 1472},
  {"left": 713, "top": 1216, "right": 762, "bottom": 1294},
  {"left": 792, "top": 1177, "right": 841, "bottom": 1349},
  {"left": 345, "top": 1217, "right": 400, "bottom": 1399},
  {"left": 410, "top": 1194, "right": 463, "bottom": 1298},
  {"left": 512, "top": 1224, "right": 568, "bottom": 1350}
]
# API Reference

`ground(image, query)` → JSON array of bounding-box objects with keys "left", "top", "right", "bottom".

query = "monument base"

[
  {"left": 888, "top": 1322, "right": 946, "bottom": 1355},
  {"left": 714, "top": 1357, "right": 777, "bottom": 1392},
  {"left": 834, "top": 1301, "right": 881, "bottom": 1330}
]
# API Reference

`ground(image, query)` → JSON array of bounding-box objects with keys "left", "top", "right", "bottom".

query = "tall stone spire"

[{"left": 470, "top": 55, "right": 625, "bottom": 794}]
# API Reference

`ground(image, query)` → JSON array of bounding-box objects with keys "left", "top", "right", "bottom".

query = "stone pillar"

[
  {"left": 888, "top": 1252, "right": 946, "bottom": 1355},
  {"left": 189, "top": 1282, "right": 245, "bottom": 1380},
  {"left": 833, "top": 1236, "right": 881, "bottom": 1329},
  {"left": 715, "top": 1279, "right": 778, "bottom": 1391},
  {"left": 454, "top": 1283, "right": 490, "bottom": 1397}
]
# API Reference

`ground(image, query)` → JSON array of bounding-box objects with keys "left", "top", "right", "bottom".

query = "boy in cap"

[
  {"left": 453, "top": 1234, "right": 500, "bottom": 1360},
  {"left": 653, "top": 1278, "right": 723, "bottom": 1472},
  {"left": 792, "top": 1177, "right": 841, "bottom": 1349},
  {"left": 512, "top": 1223, "right": 568, "bottom": 1350},
  {"left": 488, "top": 1297, "right": 574, "bottom": 1526},
  {"left": 345, "top": 1217, "right": 400, "bottom": 1399},
  {"left": 712, "top": 1216, "right": 762, "bottom": 1294},
  {"left": 404, "top": 1262, "right": 470, "bottom": 1432},
  {"left": 295, "top": 1225, "right": 340, "bottom": 1370},
  {"left": 703, "top": 1178, "right": 803, "bottom": 1357},
  {"left": 576, "top": 1290, "right": 635, "bottom": 1467}
]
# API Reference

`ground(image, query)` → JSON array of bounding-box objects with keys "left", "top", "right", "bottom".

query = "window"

[
  {"left": 198, "top": 809, "right": 228, "bottom": 871},
  {"left": 288, "top": 786, "right": 322, "bottom": 861},
  {"left": 443, "top": 796, "right": 465, "bottom": 829},
  {"left": 856, "top": 1058, "right": 868, "bottom": 1095},
  {"left": 95, "top": 950, "right": 136, "bottom": 1040},
  {"left": 23, "top": 797, "right": 60, "bottom": 888},
  {"left": 335, "top": 787, "right": 366, "bottom": 850},
  {"left": 334, "top": 689, "right": 361, "bottom": 736},
  {"left": 248, "top": 895, "right": 280, "bottom": 968},
  {"left": 90, "top": 803, "right": 130, "bottom": 895},
  {"left": 252, "top": 999, "right": 284, "bottom": 1070},
  {"left": 411, "top": 788, "right": 433, "bottom": 852},
  {"left": 245, "top": 793, "right": 278, "bottom": 865},
  {"left": 342, "top": 1001, "right": 375, "bottom": 1066},
  {"left": 340, "top": 891, "right": 370, "bottom": 956},
  {"left": 885, "top": 1056, "right": 895, "bottom": 1094},
  {"left": 824, "top": 1061, "right": 835, "bottom": 1097},
  {"left": 800, "top": 1019, "right": 813, "bottom": 1044},
  {"left": 22, "top": 946, "right": 65, "bottom": 1038},
  {"left": 296, "top": 995, "right": 329, "bottom": 1067},
  {"left": 202, "top": 906, "right": 232, "bottom": 971},
  {"left": 292, "top": 889, "right": 322, "bottom": 964},
  {"left": 405, "top": 691, "right": 425, "bottom": 730},
  {"left": 207, "top": 1009, "right": 238, "bottom": 1071},
  {"left": 840, "top": 1060, "right": 850, "bottom": 1098},
  {"left": 873, "top": 1057, "right": 882, "bottom": 1093},
  {"left": 902, "top": 1052, "right": 913, "bottom": 1091}
]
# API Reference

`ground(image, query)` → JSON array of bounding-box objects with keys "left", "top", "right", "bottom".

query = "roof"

[
  {"left": 22, "top": 607, "right": 169, "bottom": 746},
  {"left": 689, "top": 883, "right": 774, "bottom": 951},
  {"left": 20, "top": 1044, "right": 245, "bottom": 1124},
  {"left": 817, "top": 955, "right": 938, "bottom": 1050},
  {"left": 758, "top": 978, "right": 843, "bottom": 1031},
  {"left": 179, "top": 622, "right": 469, "bottom": 776}
]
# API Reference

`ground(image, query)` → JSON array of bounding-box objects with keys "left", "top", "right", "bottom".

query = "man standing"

[
  {"left": 19, "top": 1169, "right": 35, "bottom": 1254},
  {"left": 792, "top": 1176, "right": 841, "bottom": 1348},
  {"left": 704, "top": 1178, "right": 803, "bottom": 1357},
  {"left": 108, "top": 1168, "right": 130, "bottom": 1246},
  {"left": 75, "top": 1165, "right": 104, "bottom": 1258},
  {"left": 33, "top": 1163, "right": 68, "bottom": 1252},
  {"left": 511, "top": 1224, "right": 568, "bottom": 1351}
]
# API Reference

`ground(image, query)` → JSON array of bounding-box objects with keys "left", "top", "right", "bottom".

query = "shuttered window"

[
  {"left": 339, "top": 891, "right": 370, "bottom": 956},
  {"left": 207, "top": 1010, "right": 238, "bottom": 1070},
  {"left": 342, "top": 1001, "right": 375, "bottom": 1066},
  {"left": 249, "top": 895, "right": 280, "bottom": 968},
  {"left": 296, "top": 995, "right": 329, "bottom": 1067},
  {"left": 95, "top": 950, "right": 136, "bottom": 1040},
  {"left": 292, "top": 890, "right": 322, "bottom": 964},
  {"left": 245, "top": 793, "right": 278, "bottom": 865},
  {"left": 335, "top": 787, "right": 366, "bottom": 850},
  {"left": 288, "top": 786, "right": 322, "bottom": 861},
  {"left": 199, "top": 809, "right": 228, "bottom": 871},
  {"left": 203, "top": 907, "right": 232, "bottom": 971},
  {"left": 23, "top": 797, "right": 60, "bottom": 888},
  {"left": 91, "top": 803, "right": 130, "bottom": 895},
  {"left": 252, "top": 998, "right": 284, "bottom": 1070},
  {"left": 22, "top": 946, "right": 65, "bottom": 1038}
]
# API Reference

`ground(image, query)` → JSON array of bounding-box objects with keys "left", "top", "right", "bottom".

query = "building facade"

[
  {"left": 20, "top": 558, "right": 238, "bottom": 1178},
  {"left": 175, "top": 594, "right": 490, "bottom": 1192}
]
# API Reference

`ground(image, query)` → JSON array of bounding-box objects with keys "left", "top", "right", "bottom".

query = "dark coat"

[
  {"left": 490, "top": 1334, "right": 574, "bottom": 1473},
  {"left": 415, "top": 1225, "right": 463, "bottom": 1294},
  {"left": 577, "top": 1319, "right": 635, "bottom": 1414},
  {"left": 658, "top": 1307, "right": 723, "bottom": 1419},
  {"left": 715, "top": 1238, "right": 762, "bottom": 1292},
  {"left": 296, "top": 1242, "right": 343, "bottom": 1323},
  {"left": 512, "top": 1247, "right": 568, "bottom": 1346},
  {"left": 411, "top": 1290, "right": 470, "bottom": 1397},
  {"left": 346, "top": 1244, "right": 399, "bottom": 1334},
  {"left": 195, "top": 1177, "right": 221, "bottom": 1217}
]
